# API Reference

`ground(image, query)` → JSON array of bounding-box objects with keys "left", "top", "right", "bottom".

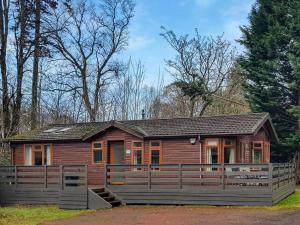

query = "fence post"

[
  {"left": 283, "top": 163, "right": 286, "bottom": 185},
  {"left": 277, "top": 164, "right": 280, "bottom": 188},
  {"left": 221, "top": 163, "right": 225, "bottom": 190},
  {"left": 148, "top": 164, "right": 151, "bottom": 189},
  {"left": 45, "top": 165, "right": 48, "bottom": 188},
  {"left": 104, "top": 164, "right": 107, "bottom": 187},
  {"left": 14, "top": 166, "right": 18, "bottom": 187},
  {"left": 178, "top": 164, "right": 182, "bottom": 189},
  {"left": 60, "top": 165, "right": 64, "bottom": 191},
  {"left": 268, "top": 163, "right": 273, "bottom": 191},
  {"left": 85, "top": 165, "right": 88, "bottom": 188}
]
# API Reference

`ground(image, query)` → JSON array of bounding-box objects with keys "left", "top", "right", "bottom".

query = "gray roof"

[{"left": 7, "top": 113, "right": 278, "bottom": 142}]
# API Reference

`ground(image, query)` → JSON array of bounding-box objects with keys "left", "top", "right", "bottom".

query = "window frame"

[
  {"left": 149, "top": 140, "right": 162, "bottom": 166},
  {"left": 252, "top": 141, "right": 263, "bottom": 164},
  {"left": 92, "top": 141, "right": 104, "bottom": 165},
  {"left": 23, "top": 144, "right": 53, "bottom": 166},
  {"left": 223, "top": 138, "right": 236, "bottom": 164},
  {"left": 131, "top": 141, "right": 144, "bottom": 165},
  {"left": 205, "top": 138, "right": 220, "bottom": 164}
]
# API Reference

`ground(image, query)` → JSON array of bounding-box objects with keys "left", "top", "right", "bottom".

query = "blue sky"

[{"left": 123, "top": 0, "right": 256, "bottom": 85}]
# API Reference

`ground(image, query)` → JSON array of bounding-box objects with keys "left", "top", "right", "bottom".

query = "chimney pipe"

[{"left": 141, "top": 109, "right": 145, "bottom": 119}]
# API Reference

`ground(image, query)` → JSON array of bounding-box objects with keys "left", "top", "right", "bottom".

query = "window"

[
  {"left": 206, "top": 139, "right": 219, "bottom": 164},
  {"left": 207, "top": 147, "right": 218, "bottom": 164},
  {"left": 92, "top": 142, "right": 103, "bottom": 164},
  {"left": 24, "top": 145, "right": 32, "bottom": 166},
  {"left": 223, "top": 139, "right": 235, "bottom": 164},
  {"left": 132, "top": 141, "right": 143, "bottom": 167},
  {"left": 150, "top": 141, "right": 162, "bottom": 166},
  {"left": 25, "top": 144, "right": 52, "bottom": 166},
  {"left": 252, "top": 141, "right": 263, "bottom": 163}
]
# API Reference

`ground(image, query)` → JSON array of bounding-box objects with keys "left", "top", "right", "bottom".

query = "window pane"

[
  {"left": 133, "top": 150, "right": 142, "bottom": 165},
  {"left": 224, "top": 147, "right": 234, "bottom": 163},
  {"left": 93, "top": 143, "right": 102, "bottom": 149},
  {"left": 254, "top": 142, "right": 262, "bottom": 148},
  {"left": 133, "top": 142, "right": 142, "bottom": 148},
  {"left": 93, "top": 150, "right": 102, "bottom": 163},
  {"left": 207, "top": 140, "right": 218, "bottom": 146},
  {"left": 34, "top": 151, "right": 43, "bottom": 166},
  {"left": 151, "top": 150, "right": 160, "bottom": 164},
  {"left": 254, "top": 150, "right": 262, "bottom": 163},
  {"left": 208, "top": 147, "right": 218, "bottom": 164},
  {"left": 44, "top": 145, "right": 51, "bottom": 165},
  {"left": 34, "top": 145, "right": 42, "bottom": 150},
  {"left": 25, "top": 145, "right": 32, "bottom": 166},
  {"left": 225, "top": 139, "right": 235, "bottom": 146},
  {"left": 151, "top": 141, "right": 160, "bottom": 147}
]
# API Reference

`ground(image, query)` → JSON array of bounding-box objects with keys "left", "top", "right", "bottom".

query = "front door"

[{"left": 109, "top": 141, "right": 125, "bottom": 183}]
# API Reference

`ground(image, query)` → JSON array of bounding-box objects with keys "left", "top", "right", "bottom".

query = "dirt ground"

[{"left": 41, "top": 206, "right": 300, "bottom": 225}]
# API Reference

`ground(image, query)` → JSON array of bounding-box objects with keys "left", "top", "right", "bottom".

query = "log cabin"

[{"left": 6, "top": 112, "right": 278, "bottom": 186}]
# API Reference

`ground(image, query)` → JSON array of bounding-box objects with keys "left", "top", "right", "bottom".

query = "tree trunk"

[
  {"left": 11, "top": 0, "right": 26, "bottom": 135},
  {"left": 0, "top": 0, "right": 10, "bottom": 138},
  {"left": 30, "top": 0, "right": 41, "bottom": 130},
  {"left": 189, "top": 98, "right": 196, "bottom": 117}
]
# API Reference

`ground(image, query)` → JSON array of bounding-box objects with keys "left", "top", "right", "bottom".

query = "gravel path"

[{"left": 41, "top": 206, "right": 300, "bottom": 225}]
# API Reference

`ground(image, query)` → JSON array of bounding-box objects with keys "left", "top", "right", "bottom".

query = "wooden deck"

[
  {"left": 0, "top": 163, "right": 296, "bottom": 208},
  {"left": 106, "top": 163, "right": 296, "bottom": 206}
]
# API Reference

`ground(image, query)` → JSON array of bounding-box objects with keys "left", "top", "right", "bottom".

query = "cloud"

[
  {"left": 222, "top": 0, "right": 255, "bottom": 17},
  {"left": 128, "top": 35, "right": 155, "bottom": 51},
  {"left": 224, "top": 20, "right": 243, "bottom": 43},
  {"left": 193, "top": 0, "right": 216, "bottom": 7}
]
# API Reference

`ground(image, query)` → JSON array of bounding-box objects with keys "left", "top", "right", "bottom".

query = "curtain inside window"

[
  {"left": 25, "top": 145, "right": 32, "bottom": 166},
  {"left": 44, "top": 145, "right": 51, "bottom": 165}
]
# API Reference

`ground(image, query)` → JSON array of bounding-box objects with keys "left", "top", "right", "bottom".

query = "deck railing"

[
  {"left": 0, "top": 165, "right": 87, "bottom": 190},
  {"left": 105, "top": 163, "right": 295, "bottom": 191}
]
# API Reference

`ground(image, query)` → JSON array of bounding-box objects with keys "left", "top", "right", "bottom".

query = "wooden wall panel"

[{"left": 13, "top": 144, "right": 24, "bottom": 165}]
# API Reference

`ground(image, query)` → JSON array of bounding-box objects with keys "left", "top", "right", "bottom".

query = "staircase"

[{"left": 88, "top": 187, "right": 122, "bottom": 209}]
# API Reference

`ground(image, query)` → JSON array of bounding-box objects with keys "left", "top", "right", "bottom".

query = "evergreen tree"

[{"left": 239, "top": 0, "right": 300, "bottom": 162}]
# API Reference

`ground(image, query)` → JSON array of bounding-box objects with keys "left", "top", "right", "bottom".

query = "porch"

[{"left": 105, "top": 163, "right": 296, "bottom": 206}]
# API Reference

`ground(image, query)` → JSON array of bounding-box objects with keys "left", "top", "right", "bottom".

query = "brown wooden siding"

[{"left": 11, "top": 126, "right": 272, "bottom": 186}]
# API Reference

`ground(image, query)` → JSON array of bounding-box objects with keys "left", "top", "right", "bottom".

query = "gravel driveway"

[{"left": 41, "top": 206, "right": 300, "bottom": 225}]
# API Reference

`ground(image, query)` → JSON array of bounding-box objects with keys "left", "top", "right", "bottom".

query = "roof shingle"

[{"left": 7, "top": 113, "right": 275, "bottom": 142}]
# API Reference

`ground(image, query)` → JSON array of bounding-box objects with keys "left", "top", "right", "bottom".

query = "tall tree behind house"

[
  {"left": 47, "top": 0, "right": 135, "bottom": 122},
  {"left": 30, "top": 0, "right": 57, "bottom": 130},
  {"left": 0, "top": 0, "right": 10, "bottom": 138},
  {"left": 239, "top": 0, "right": 300, "bottom": 161},
  {"left": 161, "top": 27, "right": 236, "bottom": 117}
]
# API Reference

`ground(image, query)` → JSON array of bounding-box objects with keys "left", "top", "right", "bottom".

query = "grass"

[{"left": 0, "top": 205, "right": 91, "bottom": 225}]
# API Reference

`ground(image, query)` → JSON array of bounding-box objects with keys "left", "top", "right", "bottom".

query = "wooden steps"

[{"left": 88, "top": 187, "right": 122, "bottom": 209}]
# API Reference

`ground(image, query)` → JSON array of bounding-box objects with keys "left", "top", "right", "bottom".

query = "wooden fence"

[
  {"left": 0, "top": 165, "right": 88, "bottom": 209},
  {"left": 106, "top": 163, "right": 296, "bottom": 206}
]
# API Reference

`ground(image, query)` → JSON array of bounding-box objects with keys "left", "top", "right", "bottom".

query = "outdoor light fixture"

[{"left": 190, "top": 138, "right": 197, "bottom": 145}]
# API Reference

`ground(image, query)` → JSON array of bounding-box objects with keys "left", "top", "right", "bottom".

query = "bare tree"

[
  {"left": 48, "top": 0, "right": 134, "bottom": 122},
  {"left": 161, "top": 27, "right": 235, "bottom": 117},
  {"left": 0, "top": 0, "right": 10, "bottom": 137}
]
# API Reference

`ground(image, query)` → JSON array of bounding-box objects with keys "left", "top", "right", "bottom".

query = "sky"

[{"left": 123, "top": 0, "right": 256, "bottom": 85}]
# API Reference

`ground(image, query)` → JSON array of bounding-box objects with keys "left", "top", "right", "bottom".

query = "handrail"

[
  {"left": 0, "top": 165, "right": 88, "bottom": 190},
  {"left": 105, "top": 163, "right": 296, "bottom": 191}
]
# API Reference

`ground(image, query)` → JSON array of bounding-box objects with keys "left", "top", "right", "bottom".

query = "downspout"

[
  {"left": 198, "top": 135, "right": 201, "bottom": 164},
  {"left": 198, "top": 135, "right": 202, "bottom": 181}
]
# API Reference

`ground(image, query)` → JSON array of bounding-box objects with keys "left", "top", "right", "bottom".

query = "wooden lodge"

[{"left": 0, "top": 113, "right": 296, "bottom": 208}]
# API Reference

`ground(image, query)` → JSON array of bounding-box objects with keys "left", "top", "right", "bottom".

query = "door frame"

[
  {"left": 108, "top": 140, "right": 125, "bottom": 185},
  {"left": 108, "top": 140, "right": 125, "bottom": 165}
]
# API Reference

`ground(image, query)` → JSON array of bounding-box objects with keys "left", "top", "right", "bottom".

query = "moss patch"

[{"left": 0, "top": 205, "right": 91, "bottom": 225}]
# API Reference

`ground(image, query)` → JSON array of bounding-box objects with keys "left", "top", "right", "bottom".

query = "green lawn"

[{"left": 0, "top": 205, "right": 91, "bottom": 225}]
